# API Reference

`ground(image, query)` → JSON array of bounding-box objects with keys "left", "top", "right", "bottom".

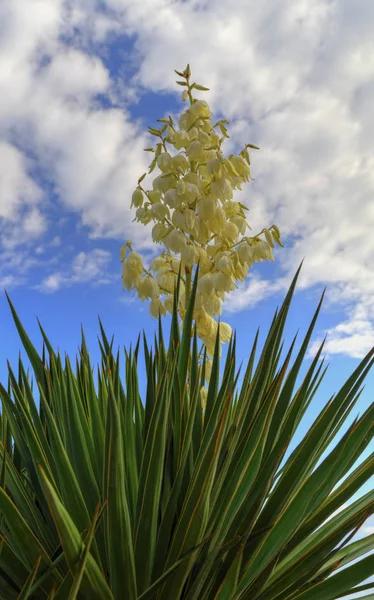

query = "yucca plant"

[{"left": 0, "top": 266, "right": 374, "bottom": 600}]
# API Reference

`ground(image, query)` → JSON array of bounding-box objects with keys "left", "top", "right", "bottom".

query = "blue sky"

[{"left": 1, "top": 0, "right": 374, "bottom": 573}]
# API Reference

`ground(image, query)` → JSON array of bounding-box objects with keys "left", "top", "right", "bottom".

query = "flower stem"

[{"left": 185, "top": 267, "right": 191, "bottom": 309}]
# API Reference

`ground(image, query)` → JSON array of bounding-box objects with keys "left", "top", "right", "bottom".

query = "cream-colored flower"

[
  {"left": 151, "top": 203, "right": 169, "bottom": 220},
  {"left": 132, "top": 188, "right": 144, "bottom": 208},
  {"left": 156, "top": 269, "right": 176, "bottom": 293},
  {"left": 137, "top": 276, "right": 160, "bottom": 300},
  {"left": 149, "top": 296, "right": 166, "bottom": 318},
  {"left": 164, "top": 294, "right": 174, "bottom": 313},
  {"left": 186, "top": 140, "right": 204, "bottom": 161},
  {"left": 172, "top": 210, "right": 185, "bottom": 230},
  {"left": 157, "top": 152, "right": 172, "bottom": 172},
  {"left": 198, "top": 273, "right": 214, "bottom": 297},
  {"left": 181, "top": 244, "right": 199, "bottom": 267},
  {"left": 253, "top": 239, "right": 274, "bottom": 262},
  {"left": 147, "top": 190, "right": 162, "bottom": 204},
  {"left": 198, "top": 195, "right": 216, "bottom": 220},
  {"left": 207, "top": 157, "right": 222, "bottom": 176},
  {"left": 164, "top": 230, "right": 187, "bottom": 253},
  {"left": 136, "top": 207, "right": 153, "bottom": 224},
  {"left": 222, "top": 221, "right": 239, "bottom": 243},
  {"left": 152, "top": 223, "right": 168, "bottom": 243},
  {"left": 164, "top": 189, "right": 181, "bottom": 209},
  {"left": 150, "top": 256, "right": 167, "bottom": 272},
  {"left": 190, "top": 100, "right": 211, "bottom": 120},
  {"left": 220, "top": 321, "right": 232, "bottom": 343},
  {"left": 153, "top": 174, "right": 176, "bottom": 193},
  {"left": 173, "top": 130, "right": 190, "bottom": 150},
  {"left": 237, "top": 242, "right": 254, "bottom": 265},
  {"left": 172, "top": 154, "right": 189, "bottom": 172},
  {"left": 230, "top": 155, "right": 251, "bottom": 181},
  {"left": 184, "top": 208, "right": 196, "bottom": 231}
]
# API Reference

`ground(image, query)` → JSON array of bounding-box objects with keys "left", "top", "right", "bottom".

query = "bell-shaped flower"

[
  {"left": 190, "top": 100, "right": 211, "bottom": 120},
  {"left": 137, "top": 276, "right": 160, "bottom": 300},
  {"left": 172, "top": 154, "right": 189, "bottom": 172},
  {"left": 220, "top": 321, "right": 232, "bottom": 343},
  {"left": 198, "top": 195, "right": 216, "bottom": 220},
  {"left": 153, "top": 174, "right": 176, "bottom": 193},
  {"left": 186, "top": 140, "right": 204, "bottom": 161},
  {"left": 181, "top": 244, "right": 199, "bottom": 267},
  {"left": 149, "top": 296, "right": 166, "bottom": 318},
  {"left": 156, "top": 268, "right": 176, "bottom": 293},
  {"left": 150, "top": 256, "right": 167, "bottom": 272},
  {"left": 151, "top": 202, "right": 169, "bottom": 220},
  {"left": 253, "top": 239, "right": 274, "bottom": 262},
  {"left": 147, "top": 190, "right": 162, "bottom": 203},
  {"left": 237, "top": 242, "right": 255, "bottom": 265},
  {"left": 164, "top": 229, "right": 187, "bottom": 253},
  {"left": 222, "top": 221, "right": 239, "bottom": 243},
  {"left": 184, "top": 208, "right": 196, "bottom": 231},
  {"left": 136, "top": 207, "right": 153, "bottom": 224},
  {"left": 164, "top": 189, "right": 181, "bottom": 209},
  {"left": 173, "top": 130, "right": 190, "bottom": 150},
  {"left": 157, "top": 152, "right": 172, "bottom": 172},
  {"left": 230, "top": 155, "right": 251, "bottom": 181},
  {"left": 131, "top": 188, "right": 144, "bottom": 208},
  {"left": 152, "top": 223, "right": 168, "bottom": 243}
]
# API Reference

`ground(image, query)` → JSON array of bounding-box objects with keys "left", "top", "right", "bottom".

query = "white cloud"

[
  {"left": 2, "top": 0, "right": 374, "bottom": 357},
  {"left": 35, "top": 248, "right": 113, "bottom": 292}
]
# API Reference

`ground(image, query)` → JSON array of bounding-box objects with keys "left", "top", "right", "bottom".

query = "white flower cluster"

[{"left": 121, "top": 65, "right": 283, "bottom": 369}]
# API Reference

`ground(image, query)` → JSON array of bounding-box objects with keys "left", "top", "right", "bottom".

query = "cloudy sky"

[{"left": 0, "top": 0, "right": 373, "bottom": 591}]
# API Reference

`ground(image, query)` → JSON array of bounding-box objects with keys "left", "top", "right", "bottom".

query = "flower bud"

[{"left": 182, "top": 89, "right": 189, "bottom": 102}]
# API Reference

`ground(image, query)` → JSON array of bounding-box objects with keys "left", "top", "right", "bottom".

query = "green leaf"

[{"left": 39, "top": 467, "right": 114, "bottom": 600}]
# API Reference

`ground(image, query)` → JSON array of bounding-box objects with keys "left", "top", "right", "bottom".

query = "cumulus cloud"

[
  {"left": 36, "top": 248, "right": 113, "bottom": 292},
  {"left": 2, "top": 0, "right": 374, "bottom": 357}
]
